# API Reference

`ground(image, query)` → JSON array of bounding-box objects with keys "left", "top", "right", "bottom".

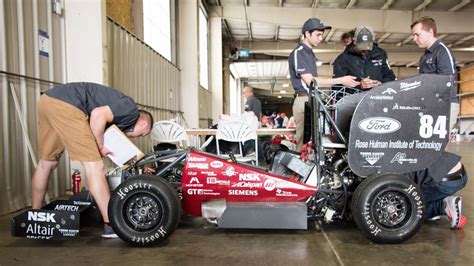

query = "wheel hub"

[
  {"left": 374, "top": 191, "right": 408, "bottom": 227},
  {"left": 125, "top": 194, "right": 162, "bottom": 230}
]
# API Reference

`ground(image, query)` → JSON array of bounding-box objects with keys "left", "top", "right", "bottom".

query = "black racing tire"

[
  {"left": 108, "top": 175, "right": 181, "bottom": 246},
  {"left": 351, "top": 174, "right": 425, "bottom": 244}
]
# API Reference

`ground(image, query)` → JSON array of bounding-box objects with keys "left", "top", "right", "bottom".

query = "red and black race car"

[{"left": 107, "top": 74, "right": 460, "bottom": 246}]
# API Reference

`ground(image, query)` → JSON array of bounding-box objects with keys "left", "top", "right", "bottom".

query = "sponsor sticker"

[
  {"left": 400, "top": 80, "right": 421, "bottom": 91},
  {"left": 390, "top": 152, "right": 418, "bottom": 164},
  {"left": 358, "top": 117, "right": 401, "bottom": 134},
  {"left": 210, "top": 161, "right": 224, "bottom": 168},
  {"left": 228, "top": 190, "right": 258, "bottom": 196},
  {"left": 360, "top": 152, "right": 384, "bottom": 165},
  {"left": 188, "top": 163, "right": 209, "bottom": 170},
  {"left": 223, "top": 166, "right": 237, "bottom": 177},
  {"left": 264, "top": 179, "right": 276, "bottom": 191},
  {"left": 207, "top": 177, "right": 231, "bottom": 186},
  {"left": 238, "top": 173, "right": 260, "bottom": 181}
]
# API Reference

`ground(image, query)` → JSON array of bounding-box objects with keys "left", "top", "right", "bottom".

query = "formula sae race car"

[{"left": 108, "top": 74, "right": 457, "bottom": 246}]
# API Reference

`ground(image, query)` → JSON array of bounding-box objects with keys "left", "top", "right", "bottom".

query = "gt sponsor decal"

[
  {"left": 187, "top": 189, "right": 220, "bottom": 196},
  {"left": 360, "top": 152, "right": 384, "bottom": 165},
  {"left": 358, "top": 117, "right": 401, "bottom": 134},
  {"left": 391, "top": 152, "right": 418, "bottom": 164},
  {"left": 116, "top": 181, "right": 152, "bottom": 200},
  {"left": 188, "top": 163, "right": 209, "bottom": 169},
  {"left": 207, "top": 177, "right": 230, "bottom": 186},
  {"left": 228, "top": 190, "right": 258, "bottom": 196},
  {"left": 210, "top": 161, "right": 224, "bottom": 168}
]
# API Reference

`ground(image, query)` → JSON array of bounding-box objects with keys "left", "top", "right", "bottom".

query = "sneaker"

[
  {"left": 102, "top": 224, "right": 118, "bottom": 239},
  {"left": 428, "top": 216, "right": 441, "bottom": 221},
  {"left": 444, "top": 196, "right": 467, "bottom": 229}
]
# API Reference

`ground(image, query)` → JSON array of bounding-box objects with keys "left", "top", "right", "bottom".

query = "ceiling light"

[
  {"left": 280, "top": 90, "right": 286, "bottom": 94},
  {"left": 277, "top": 96, "right": 282, "bottom": 98},
  {"left": 282, "top": 83, "right": 289, "bottom": 88},
  {"left": 316, "top": 61, "right": 323, "bottom": 66},
  {"left": 286, "top": 74, "right": 291, "bottom": 79}
]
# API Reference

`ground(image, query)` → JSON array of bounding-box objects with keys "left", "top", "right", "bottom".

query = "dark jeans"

[
  {"left": 420, "top": 173, "right": 468, "bottom": 219},
  {"left": 243, "top": 140, "right": 264, "bottom": 161}
]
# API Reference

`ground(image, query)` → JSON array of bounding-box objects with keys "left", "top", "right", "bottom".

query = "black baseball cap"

[
  {"left": 302, "top": 18, "right": 332, "bottom": 34},
  {"left": 354, "top": 26, "right": 375, "bottom": 51}
]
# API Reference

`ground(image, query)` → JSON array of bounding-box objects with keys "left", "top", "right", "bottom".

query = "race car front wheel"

[
  {"left": 108, "top": 175, "right": 181, "bottom": 246},
  {"left": 351, "top": 174, "right": 425, "bottom": 244}
]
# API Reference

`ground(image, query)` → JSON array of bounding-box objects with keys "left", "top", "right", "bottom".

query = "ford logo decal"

[{"left": 358, "top": 117, "right": 401, "bottom": 134}]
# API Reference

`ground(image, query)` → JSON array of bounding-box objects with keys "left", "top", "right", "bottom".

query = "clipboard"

[{"left": 103, "top": 125, "right": 144, "bottom": 167}]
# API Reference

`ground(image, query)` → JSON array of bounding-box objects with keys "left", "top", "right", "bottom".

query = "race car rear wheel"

[
  {"left": 108, "top": 175, "right": 180, "bottom": 246},
  {"left": 351, "top": 174, "right": 425, "bottom": 244}
]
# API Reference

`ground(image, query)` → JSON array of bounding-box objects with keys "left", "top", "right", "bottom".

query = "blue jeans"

[{"left": 420, "top": 173, "right": 468, "bottom": 219}]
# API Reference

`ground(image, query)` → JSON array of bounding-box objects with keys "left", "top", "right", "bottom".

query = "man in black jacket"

[
  {"left": 333, "top": 26, "right": 395, "bottom": 92},
  {"left": 331, "top": 26, "right": 396, "bottom": 141}
]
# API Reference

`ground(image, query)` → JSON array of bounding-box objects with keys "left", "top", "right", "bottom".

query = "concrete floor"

[{"left": 1, "top": 141, "right": 473, "bottom": 266}]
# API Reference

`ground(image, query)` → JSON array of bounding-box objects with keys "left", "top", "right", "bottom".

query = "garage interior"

[{"left": 1, "top": 0, "right": 474, "bottom": 264}]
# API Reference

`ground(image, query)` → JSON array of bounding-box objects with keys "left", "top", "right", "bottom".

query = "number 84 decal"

[{"left": 419, "top": 115, "right": 447, "bottom": 139}]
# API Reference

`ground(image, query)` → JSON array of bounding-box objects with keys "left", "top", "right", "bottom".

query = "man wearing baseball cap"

[
  {"left": 288, "top": 18, "right": 359, "bottom": 149},
  {"left": 333, "top": 26, "right": 395, "bottom": 92}
]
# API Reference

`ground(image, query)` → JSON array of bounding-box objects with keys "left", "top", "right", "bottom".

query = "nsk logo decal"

[
  {"left": 360, "top": 152, "right": 384, "bottom": 165},
  {"left": 358, "top": 117, "right": 401, "bottom": 134},
  {"left": 28, "top": 211, "right": 56, "bottom": 223},
  {"left": 400, "top": 80, "right": 421, "bottom": 91},
  {"left": 391, "top": 152, "right": 418, "bottom": 164},
  {"left": 210, "top": 161, "right": 224, "bottom": 168},
  {"left": 239, "top": 173, "right": 260, "bottom": 181}
]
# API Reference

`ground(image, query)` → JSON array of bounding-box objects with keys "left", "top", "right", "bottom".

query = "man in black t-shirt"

[
  {"left": 33, "top": 82, "right": 153, "bottom": 238},
  {"left": 410, "top": 17, "right": 466, "bottom": 229},
  {"left": 288, "top": 18, "right": 359, "bottom": 150}
]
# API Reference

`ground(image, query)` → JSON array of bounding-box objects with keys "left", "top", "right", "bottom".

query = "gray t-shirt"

[
  {"left": 244, "top": 95, "right": 262, "bottom": 120},
  {"left": 45, "top": 82, "right": 139, "bottom": 132}
]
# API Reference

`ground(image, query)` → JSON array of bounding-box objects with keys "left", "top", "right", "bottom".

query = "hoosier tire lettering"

[{"left": 108, "top": 175, "right": 181, "bottom": 247}]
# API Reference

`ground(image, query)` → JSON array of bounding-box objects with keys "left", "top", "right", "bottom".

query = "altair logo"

[{"left": 358, "top": 117, "right": 401, "bottom": 134}]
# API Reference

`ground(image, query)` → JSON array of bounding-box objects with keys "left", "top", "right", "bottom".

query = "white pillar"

[
  {"left": 64, "top": 0, "right": 106, "bottom": 83},
  {"left": 178, "top": 0, "right": 199, "bottom": 128},
  {"left": 209, "top": 17, "right": 223, "bottom": 124}
]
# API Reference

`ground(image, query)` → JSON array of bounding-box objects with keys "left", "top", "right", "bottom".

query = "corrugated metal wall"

[
  {"left": 0, "top": 0, "right": 67, "bottom": 215},
  {"left": 106, "top": 18, "right": 182, "bottom": 153}
]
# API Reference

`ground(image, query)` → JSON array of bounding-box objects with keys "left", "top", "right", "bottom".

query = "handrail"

[{"left": 0, "top": 70, "right": 62, "bottom": 85}]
